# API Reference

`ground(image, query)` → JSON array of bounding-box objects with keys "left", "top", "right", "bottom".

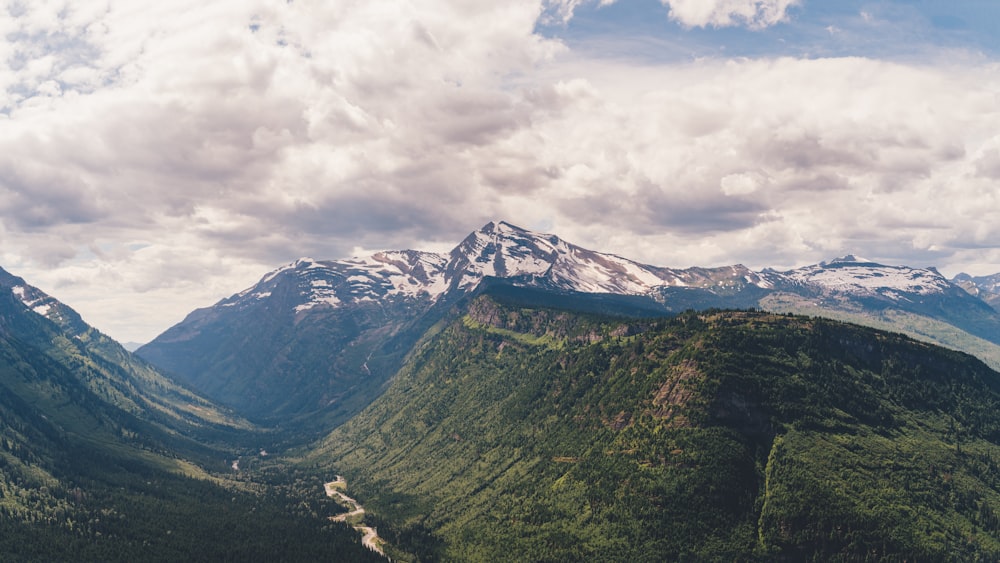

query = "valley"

[
  {"left": 3, "top": 222, "right": 1000, "bottom": 561},
  {"left": 0, "top": 266, "right": 389, "bottom": 562}
]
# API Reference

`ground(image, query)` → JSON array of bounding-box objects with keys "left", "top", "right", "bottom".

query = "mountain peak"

[
  {"left": 824, "top": 254, "right": 877, "bottom": 266},
  {"left": 0, "top": 266, "right": 25, "bottom": 289},
  {"left": 293, "top": 257, "right": 319, "bottom": 267},
  {"left": 479, "top": 220, "right": 528, "bottom": 235}
]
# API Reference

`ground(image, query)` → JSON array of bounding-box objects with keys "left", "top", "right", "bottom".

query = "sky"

[{"left": 3, "top": 0, "right": 1000, "bottom": 343}]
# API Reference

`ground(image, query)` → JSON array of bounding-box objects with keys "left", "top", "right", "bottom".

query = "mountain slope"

[
  {"left": 954, "top": 272, "right": 1000, "bottom": 312},
  {"left": 136, "top": 254, "right": 457, "bottom": 430},
  {"left": 761, "top": 256, "right": 1000, "bottom": 369},
  {"left": 310, "top": 291, "right": 1000, "bottom": 561},
  {"left": 0, "top": 266, "right": 388, "bottom": 561},
  {"left": 0, "top": 267, "right": 252, "bottom": 453}
]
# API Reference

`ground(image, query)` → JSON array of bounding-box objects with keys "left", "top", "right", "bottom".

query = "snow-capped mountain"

[
  {"left": 137, "top": 248, "right": 458, "bottom": 426},
  {"left": 445, "top": 221, "right": 780, "bottom": 296},
  {"left": 445, "top": 221, "right": 676, "bottom": 293},
  {"left": 779, "top": 255, "right": 953, "bottom": 301},
  {"left": 224, "top": 224, "right": 960, "bottom": 322},
  {"left": 138, "top": 221, "right": 789, "bottom": 424},
  {"left": 138, "top": 221, "right": 1000, "bottom": 425},
  {"left": 218, "top": 250, "right": 450, "bottom": 315},
  {"left": 761, "top": 255, "right": 1000, "bottom": 361},
  {"left": 215, "top": 221, "right": 780, "bottom": 317}
]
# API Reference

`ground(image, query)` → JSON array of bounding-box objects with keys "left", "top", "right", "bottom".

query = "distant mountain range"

[
  {"left": 137, "top": 221, "right": 1000, "bottom": 428},
  {"left": 954, "top": 272, "right": 1000, "bottom": 311},
  {"left": 121, "top": 341, "right": 145, "bottom": 352}
]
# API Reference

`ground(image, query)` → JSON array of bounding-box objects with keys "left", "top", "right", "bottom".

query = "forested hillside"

[
  {"left": 312, "top": 292, "right": 1000, "bottom": 561},
  {"left": 0, "top": 270, "right": 387, "bottom": 561},
  {"left": 0, "top": 267, "right": 255, "bottom": 457}
]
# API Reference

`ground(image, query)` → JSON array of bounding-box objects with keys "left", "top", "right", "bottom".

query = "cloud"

[
  {"left": 2, "top": 1, "right": 1000, "bottom": 340},
  {"left": 974, "top": 147, "right": 1000, "bottom": 179},
  {"left": 497, "top": 56, "right": 1000, "bottom": 271},
  {"left": 720, "top": 172, "right": 765, "bottom": 196},
  {"left": 662, "top": 0, "right": 800, "bottom": 29},
  {"left": 539, "top": 0, "right": 590, "bottom": 26},
  {"left": 539, "top": 0, "right": 618, "bottom": 26}
]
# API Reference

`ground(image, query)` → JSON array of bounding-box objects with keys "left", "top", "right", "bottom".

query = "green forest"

[
  {"left": 0, "top": 448, "right": 384, "bottom": 562},
  {"left": 312, "top": 294, "right": 1000, "bottom": 561}
]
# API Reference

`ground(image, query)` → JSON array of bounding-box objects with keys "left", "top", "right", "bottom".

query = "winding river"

[{"left": 324, "top": 476, "right": 386, "bottom": 557}]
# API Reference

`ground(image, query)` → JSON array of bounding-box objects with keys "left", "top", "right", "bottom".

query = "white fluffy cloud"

[
  {"left": 2, "top": 0, "right": 1000, "bottom": 341},
  {"left": 521, "top": 56, "right": 1000, "bottom": 267},
  {"left": 663, "top": 0, "right": 800, "bottom": 29}
]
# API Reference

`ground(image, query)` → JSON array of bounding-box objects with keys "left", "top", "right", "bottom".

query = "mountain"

[
  {"left": 135, "top": 252, "right": 456, "bottom": 431},
  {"left": 444, "top": 220, "right": 770, "bottom": 294},
  {"left": 0, "top": 266, "right": 388, "bottom": 561},
  {"left": 13, "top": 223, "right": 1000, "bottom": 559},
  {"left": 310, "top": 290, "right": 1000, "bottom": 561},
  {"left": 954, "top": 272, "right": 1000, "bottom": 312},
  {"left": 140, "top": 222, "right": 1000, "bottom": 431},
  {"left": 760, "top": 256, "right": 1000, "bottom": 368},
  {"left": 0, "top": 267, "right": 253, "bottom": 453},
  {"left": 136, "top": 221, "right": 778, "bottom": 429}
]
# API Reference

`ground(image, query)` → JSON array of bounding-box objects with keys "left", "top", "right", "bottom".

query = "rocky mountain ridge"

[
  {"left": 953, "top": 272, "right": 1000, "bottom": 311},
  {"left": 210, "top": 222, "right": 972, "bottom": 318},
  {"left": 220, "top": 224, "right": 979, "bottom": 316},
  {"left": 209, "top": 221, "right": 781, "bottom": 317},
  {"left": 137, "top": 221, "right": 1000, "bottom": 426}
]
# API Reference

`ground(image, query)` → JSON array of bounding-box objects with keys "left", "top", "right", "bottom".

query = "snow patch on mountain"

[
  {"left": 785, "top": 260, "right": 951, "bottom": 297},
  {"left": 11, "top": 284, "right": 58, "bottom": 318},
  {"left": 295, "top": 296, "right": 341, "bottom": 312}
]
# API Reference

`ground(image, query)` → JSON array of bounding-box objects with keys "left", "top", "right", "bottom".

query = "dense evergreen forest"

[
  {"left": 0, "top": 380, "right": 387, "bottom": 561},
  {"left": 312, "top": 293, "right": 1000, "bottom": 561},
  {"left": 0, "top": 448, "right": 384, "bottom": 561}
]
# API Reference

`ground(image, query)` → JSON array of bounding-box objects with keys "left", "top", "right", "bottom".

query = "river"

[{"left": 324, "top": 476, "right": 386, "bottom": 557}]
